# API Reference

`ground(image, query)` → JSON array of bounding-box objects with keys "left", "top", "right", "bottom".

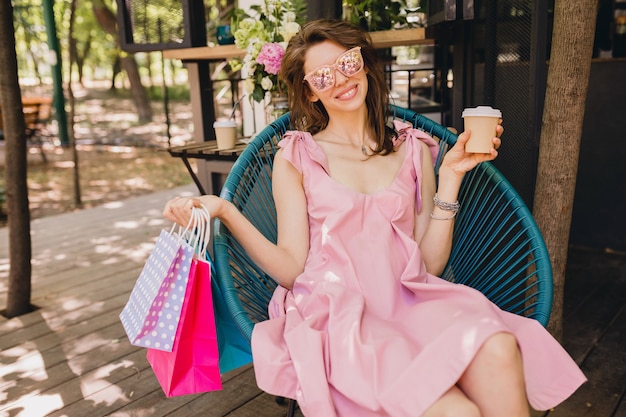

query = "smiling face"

[{"left": 303, "top": 41, "right": 369, "bottom": 114}]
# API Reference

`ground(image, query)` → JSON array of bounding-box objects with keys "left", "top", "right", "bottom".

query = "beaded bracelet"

[{"left": 433, "top": 193, "right": 460, "bottom": 212}]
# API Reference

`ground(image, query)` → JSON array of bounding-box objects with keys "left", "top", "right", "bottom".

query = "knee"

[
  {"left": 481, "top": 332, "right": 521, "bottom": 365},
  {"left": 426, "top": 390, "right": 482, "bottom": 417},
  {"left": 441, "top": 399, "right": 481, "bottom": 417}
]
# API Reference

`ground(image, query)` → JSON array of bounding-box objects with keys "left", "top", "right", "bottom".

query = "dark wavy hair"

[{"left": 280, "top": 19, "right": 394, "bottom": 155}]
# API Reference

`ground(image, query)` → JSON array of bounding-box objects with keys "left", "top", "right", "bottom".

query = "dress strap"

[
  {"left": 392, "top": 120, "right": 439, "bottom": 164},
  {"left": 278, "top": 130, "right": 330, "bottom": 175}
]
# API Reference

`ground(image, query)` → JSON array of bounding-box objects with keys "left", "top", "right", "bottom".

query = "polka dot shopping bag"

[{"left": 119, "top": 207, "right": 205, "bottom": 352}]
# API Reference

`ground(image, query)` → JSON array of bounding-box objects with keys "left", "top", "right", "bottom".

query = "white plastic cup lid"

[
  {"left": 462, "top": 106, "right": 502, "bottom": 118},
  {"left": 213, "top": 120, "right": 238, "bottom": 128}
]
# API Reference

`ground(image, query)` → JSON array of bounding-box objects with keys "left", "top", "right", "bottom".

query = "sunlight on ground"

[
  {"left": 147, "top": 218, "right": 168, "bottom": 227},
  {"left": 127, "top": 242, "right": 157, "bottom": 263},
  {"left": 80, "top": 377, "right": 129, "bottom": 408},
  {"left": 112, "top": 221, "right": 142, "bottom": 230},
  {"left": 65, "top": 330, "right": 113, "bottom": 359},
  {"left": 78, "top": 359, "right": 139, "bottom": 406},
  {"left": 102, "top": 146, "right": 135, "bottom": 154},
  {"left": 0, "top": 343, "right": 46, "bottom": 381},
  {"left": 103, "top": 201, "right": 124, "bottom": 209},
  {"left": 42, "top": 300, "right": 108, "bottom": 330},
  {"left": 54, "top": 161, "right": 76, "bottom": 168},
  {"left": 5, "top": 392, "right": 64, "bottom": 416},
  {"left": 123, "top": 177, "right": 151, "bottom": 188}
]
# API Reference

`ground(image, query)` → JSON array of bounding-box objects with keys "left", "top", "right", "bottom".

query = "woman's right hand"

[{"left": 163, "top": 195, "right": 228, "bottom": 227}]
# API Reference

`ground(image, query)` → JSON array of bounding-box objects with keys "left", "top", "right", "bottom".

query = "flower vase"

[{"left": 266, "top": 92, "right": 289, "bottom": 124}]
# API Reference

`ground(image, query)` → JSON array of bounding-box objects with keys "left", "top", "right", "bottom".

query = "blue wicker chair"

[{"left": 212, "top": 106, "right": 553, "bottom": 413}]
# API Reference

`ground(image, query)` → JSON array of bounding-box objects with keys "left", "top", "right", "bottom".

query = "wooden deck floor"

[{"left": 0, "top": 185, "right": 624, "bottom": 417}]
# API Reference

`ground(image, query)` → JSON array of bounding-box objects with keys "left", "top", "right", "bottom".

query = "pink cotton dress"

[{"left": 251, "top": 124, "right": 586, "bottom": 417}]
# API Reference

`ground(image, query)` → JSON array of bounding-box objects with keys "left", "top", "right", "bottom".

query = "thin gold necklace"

[{"left": 325, "top": 129, "right": 369, "bottom": 156}]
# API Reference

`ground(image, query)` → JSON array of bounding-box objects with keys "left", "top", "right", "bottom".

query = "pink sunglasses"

[{"left": 303, "top": 47, "right": 364, "bottom": 92}]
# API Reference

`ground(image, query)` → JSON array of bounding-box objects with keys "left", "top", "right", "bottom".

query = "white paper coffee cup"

[
  {"left": 462, "top": 106, "right": 502, "bottom": 153},
  {"left": 213, "top": 120, "right": 238, "bottom": 150}
]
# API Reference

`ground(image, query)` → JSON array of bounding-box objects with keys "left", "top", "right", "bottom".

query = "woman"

[{"left": 164, "top": 19, "right": 585, "bottom": 417}]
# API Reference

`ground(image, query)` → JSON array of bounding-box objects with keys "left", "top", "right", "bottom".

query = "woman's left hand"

[{"left": 440, "top": 122, "right": 503, "bottom": 177}]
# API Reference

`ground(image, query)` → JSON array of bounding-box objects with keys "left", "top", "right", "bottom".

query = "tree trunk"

[
  {"left": 92, "top": 0, "right": 153, "bottom": 123},
  {"left": 68, "top": 0, "right": 82, "bottom": 209},
  {"left": 119, "top": 54, "right": 153, "bottom": 123},
  {"left": 75, "top": 36, "right": 92, "bottom": 87},
  {"left": 533, "top": 0, "right": 598, "bottom": 340},
  {"left": 0, "top": 0, "right": 33, "bottom": 317}
]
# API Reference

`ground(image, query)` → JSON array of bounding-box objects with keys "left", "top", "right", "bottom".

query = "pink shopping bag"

[{"left": 146, "top": 258, "right": 223, "bottom": 396}]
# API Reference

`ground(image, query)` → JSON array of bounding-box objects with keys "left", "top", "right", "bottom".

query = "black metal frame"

[{"left": 116, "top": 0, "right": 207, "bottom": 52}]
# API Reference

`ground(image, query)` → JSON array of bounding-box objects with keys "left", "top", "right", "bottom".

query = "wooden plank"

[
  {"left": 0, "top": 291, "right": 131, "bottom": 355},
  {"left": 0, "top": 293, "right": 133, "bottom": 351},
  {"left": 225, "top": 391, "right": 304, "bottom": 417},
  {"left": 0, "top": 321, "right": 132, "bottom": 389},
  {"left": 163, "top": 44, "right": 245, "bottom": 61},
  {"left": 163, "top": 29, "right": 433, "bottom": 61},
  {"left": 1, "top": 348, "right": 149, "bottom": 415},
  {"left": 560, "top": 250, "right": 626, "bottom": 362},
  {"left": 107, "top": 366, "right": 261, "bottom": 417},
  {"left": 369, "top": 27, "right": 431, "bottom": 48},
  {"left": 544, "top": 284, "right": 626, "bottom": 415},
  {"left": 42, "top": 364, "right": 252, "bottom": 417},
  {"left": 0, "top": 266, "right": 140, "bottom": 339},
  {"left": 20, "top": 184, "right": 196, "bottom": 244},
  {"left": 0, "top": 339, "right": 144, "bottom": 414},
  {"left": 0, "top": 185, "right": 198, "bottom": 306},
  {"left": 27, "top": 262, "right": 142, "bottom": 308},
  {"left": 536, "top": 250, "right": 626, "bottom": 417}
]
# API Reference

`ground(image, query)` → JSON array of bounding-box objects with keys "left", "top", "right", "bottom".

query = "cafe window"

[{"left": 116, "top": 0, "right": 235, "bottom": 52}]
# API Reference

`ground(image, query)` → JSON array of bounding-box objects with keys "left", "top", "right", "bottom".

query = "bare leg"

[
  {"left": 421, "top": 386, "right": 481, "bottom": 417},
  {"left": 458, "top": 332, "right": 530, "bottom": 417}
]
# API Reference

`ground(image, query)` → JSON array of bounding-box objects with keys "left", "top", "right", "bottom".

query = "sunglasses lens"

[
  {"left": 308, "top": 67, "right": 334, "bottom": 91},
  {"left": 337, "top": 49, "right": 363, "bottom": 77}
]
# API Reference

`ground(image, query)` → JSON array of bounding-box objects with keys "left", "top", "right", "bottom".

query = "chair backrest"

[{"left": 213, "top": 106, "right": 553, "bottom": 342}]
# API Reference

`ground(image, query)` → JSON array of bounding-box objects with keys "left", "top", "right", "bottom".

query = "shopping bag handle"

[
  {"left": 190, "top": 205, "right": 211, "bottom": 262},
  {"left": 169, "top": 205, "right": 211, "bottom": 262}
]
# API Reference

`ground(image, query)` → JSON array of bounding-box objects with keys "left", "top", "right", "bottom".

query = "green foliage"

[
  {"left": 343, "top": 0, "right": 410, "bottom": 31},
  {"left": 12, "top": 0, "right": 48, "bottom": 80},
  {"left": 12, "top": 0, "right": 226, "bottom": 92},
  {"left": 146, "top": 84, "right": 190, "bottom": 101}
]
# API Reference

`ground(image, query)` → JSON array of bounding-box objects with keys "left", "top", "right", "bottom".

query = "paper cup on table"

[
  {"left": 213, "top": 120, "right": 238, "bottom": 150},
  {"left": 462, "top": 106, "right": 502, "bottom": 153}
]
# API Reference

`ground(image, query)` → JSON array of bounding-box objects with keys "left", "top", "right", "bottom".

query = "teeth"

[{"left": 338, "top": 86, "right": 355, "bottom": 99}]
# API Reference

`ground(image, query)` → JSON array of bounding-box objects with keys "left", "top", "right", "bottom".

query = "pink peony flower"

[{"left": 256, "top": 42, "right": 285, "bottom": 75}]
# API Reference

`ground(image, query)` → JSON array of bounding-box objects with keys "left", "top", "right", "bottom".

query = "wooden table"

[
  {"left": 162, "top": 28, "right": 431, "bottom": 61},
  {"left": 168, "top": 140, "right": 249, "bottom": 195},
  {"left": 0, "top": 97, "right": 53, "bottom": 159}
]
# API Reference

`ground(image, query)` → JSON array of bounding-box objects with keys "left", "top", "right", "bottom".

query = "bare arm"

[
  {"left": 416, "top": 125, "right": 503, "bottom": 275},
  {"left": 163, "top": 148, "right": 309, "bottom": 290}
]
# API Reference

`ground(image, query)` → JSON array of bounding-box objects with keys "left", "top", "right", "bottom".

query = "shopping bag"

[
  {"left": 147, "top": 257, "right": 223, "bottom": 396},
  {"left": 210, "top": 265, "right": 253, "bottom": 373},
  {"left": 119, "top": 227, "right": 194, "bottom": 352}
]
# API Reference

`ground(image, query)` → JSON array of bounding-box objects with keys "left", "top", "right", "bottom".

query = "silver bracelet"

[
  {"left": 433, "top": 193, "right": 460, "bottom": 212},
  {"left": 430, "top": 211, "right": 457, "bottom": 221}
]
